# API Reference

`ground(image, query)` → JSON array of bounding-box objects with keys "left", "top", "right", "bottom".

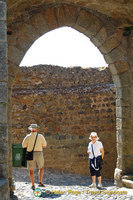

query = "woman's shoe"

[
  {"left": 97, "top": 183, "right": 102, "bottom": 189},
  {"left": 89, "top": 183, "right": 96, "bottom": 188}
]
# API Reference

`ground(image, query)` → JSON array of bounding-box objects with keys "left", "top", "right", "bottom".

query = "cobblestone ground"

[{"left": 10, "top": 168, "right": 133, "bottom": 200}]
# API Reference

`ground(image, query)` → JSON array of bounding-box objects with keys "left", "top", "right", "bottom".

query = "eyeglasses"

[{"left": 91, "top": 136, "right": 97, "bottom": 138}]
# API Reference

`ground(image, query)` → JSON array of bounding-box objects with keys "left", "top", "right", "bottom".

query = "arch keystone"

[{"left": 43, "top": 7, "right": 58, "bottom": 30}]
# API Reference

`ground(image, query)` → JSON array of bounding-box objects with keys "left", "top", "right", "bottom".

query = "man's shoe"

[
  {"left": 31, "top": 185, "right": 35, "bottom": 190},
  {"left": 97, "top": 183, "right": 102, "bottom": 189},
  {"left": 89, "top": 183, "right": 96, "bottom": 188},
  {"left": 38, "top": 182, "right": 45, "bottom": 187}
]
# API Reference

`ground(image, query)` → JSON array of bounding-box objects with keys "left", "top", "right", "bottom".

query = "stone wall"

[
  {"left": 12, "top": 65, "right": 116, "bottom": 179},
  {"left": 0, "top": 0, "right": 9, "bottom": 199}
]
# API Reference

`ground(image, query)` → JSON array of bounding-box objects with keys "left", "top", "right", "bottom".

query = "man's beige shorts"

[{"left": 27, "top": 152, "right": 44, "bottom": 170}]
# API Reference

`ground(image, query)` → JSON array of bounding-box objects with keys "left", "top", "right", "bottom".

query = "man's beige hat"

[
  {"left": 89, "top": 132, "right": 99, "bottom": 140},
  {"left": 28, "top": 124, "right": 38, "bottom": 130}
]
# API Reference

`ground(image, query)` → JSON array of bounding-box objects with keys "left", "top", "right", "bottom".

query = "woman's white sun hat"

[
  {"left": 89, "top": 132, "right": 99, "bottom": 140},
  {"left": 28, "top": 124, "right": 38, "bottom": 130}
]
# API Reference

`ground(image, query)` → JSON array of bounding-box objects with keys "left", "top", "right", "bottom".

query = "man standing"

[{"left": 22, "top": 124, "right": 47, "bottom": 190}]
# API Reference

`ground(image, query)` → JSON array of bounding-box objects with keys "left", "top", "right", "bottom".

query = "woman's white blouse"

[{"left": 88, "top": 141, "right": 103, "bottom": 159}]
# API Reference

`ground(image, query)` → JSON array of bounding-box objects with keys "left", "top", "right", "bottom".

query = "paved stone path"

[{"left": 10, "top": 168, "right": 133, "bottom": 200}]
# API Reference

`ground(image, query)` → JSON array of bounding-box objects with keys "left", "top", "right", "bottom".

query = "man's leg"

[
  {"left": 29, "top": 170, "right": 35, "bottom": 186},
  {"left": 36, "top": 152, "right": 45, "bottom": 185},
  {"left": 39, "top": 167, "right": 44, "bottom": 184}
]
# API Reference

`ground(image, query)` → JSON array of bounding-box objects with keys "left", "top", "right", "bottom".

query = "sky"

[{"left": 20, "top": 27, "right": 107, "bottom": 68}]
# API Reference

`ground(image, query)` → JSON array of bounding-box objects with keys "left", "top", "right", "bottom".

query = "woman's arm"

[{"left": 100, "top": 148, "right": 104, "bottom": 159}]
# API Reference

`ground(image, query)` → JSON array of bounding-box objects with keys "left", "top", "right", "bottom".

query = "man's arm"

[
  {"left": 22, "top": 136, "right": 28, "bottom": 148},
  {"left": 42, "top": 137, "right": 47, "bottom": 148}
]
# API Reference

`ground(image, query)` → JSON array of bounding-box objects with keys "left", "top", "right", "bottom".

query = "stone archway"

[{"left": 7, "top": 3, "right": 133, "bottom": 193}]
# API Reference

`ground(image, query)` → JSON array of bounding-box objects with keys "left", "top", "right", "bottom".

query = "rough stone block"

[
  {"left": 0, "top": 124, "right": 8, "bottom": 143},
  {"left": 0, "top": 82, "right": 7, "bottom": 102},
  {"left": 91, "top": 27, "right": 107, "bottom": 47},
  {"left": 122, "top": 179, "right": 133, "bottom": 189},
  {"left": 0, "top": 163, "right": 9, "bottom": 179},
  {"left": 122, "top": 155, "right": 133, "bottom": 174},
  {"left": 112, "top": 74, "right": 121, "bottom": 87},
  {"left": 0, "top": 63, "right": 8, "bottom": 81},
  {"left": 8, "top": 63, "right": 18, "bottom": 78},
  {"left": 76, "top": 9, "right": 92, "bottom": 31},
  {"left": 0, "top": 142, "right": 8, "bottom": 162},
  {"left": 122, "top": 118, "right": 133, "bottom": 129},
  {"left": 116, "top": 87, "right": 130, "bottom": 101},
  {"left": 73, "top": 24, "right": 87, "bottom": 36},
  {"left": 123, "top": 142, "right": 133, "bottom": 156},
  {"left": 0, "top": 103, "right": 7, "bottom": 123},
  {"left": 116, "top": 130, "right": 123, "bottom": 144},
  {"left": 116, "top": 98, "right": 131, "bottom": 107},
  {"left": 75, "top": 12, "right": 102, "bottom": 39},
  {"left": 8, "top": 45, "right": 24, "bottom": 65},
  {"left": 0, "top": 41, "right": 7, "bottom": 64},
  {"left": 30, "top": 13, "right": 49, "bottom": 36},
  {"left": 43, "top": 7, "right": 58, "bottom": 30},
  {"left": 55, "top": 5, "right": 66, "bottom": 27},
  {"left": 114, "top": 168, "right": 123, "bottom": 186},
  {"left": 99, "top": 37, "right": 120, "bottom": 54},
  {"left": 16, "top": 35, "right": 33, "bottom": 53},
  {"left": 8, "top": 75, "right": 16, "bottom": 89},
  {"left": 116, "top": 142, "right": 123, "bottom": 158},
  {"left": 109, "top": 61, "right": 129, "bottom": 76},
  {"left": 116, "top": 118, "right": 122, "bottom": 130},
  {"left": 116, "top": 106, "right": 131, "bottom": 118},
  {"left": 18, "top": 23, "right": 40, "bottom": 44},
  {"left": 116, "top": 157, "right": 123, "bottom": 171},
  {"left": 122, "top": 128, "right": 133, "bottom": 140},
  {"left": 0, "top": 1, "right": 6, "bottom": 20},
  {"left": 63, "top": 4, "right": 78, "bottom": 26},
  {"left": 119, "top": 71, "right": 131, "bottom": 87},
  {"left": 104, "top": 44, "right": 127, "bottom": 64},
  {"left": 0, "top": 21, "right": 6, "bottom": 42},
  {"left": 55, "top": 5, "right": 78, "bottom": 27},
  {"left": 0, "top": 179, "right": 9, "bottom": 200},
  {"left": 7, "top": 34, "right": 17, "bottom": 46}
]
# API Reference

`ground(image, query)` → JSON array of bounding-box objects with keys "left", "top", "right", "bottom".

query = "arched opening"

[
  {"left": 12, "top": 26, "right": 116, "bottom": 180},
  {"left": 19, "top": 27, "right": 107, "bottom": 68},
  {"left": 7, "top": 4, "right": 132, "bottom": 196}
]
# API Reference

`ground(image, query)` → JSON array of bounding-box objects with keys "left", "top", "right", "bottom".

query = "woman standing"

[{"left": 87, "top": 132, "right": 104, "bottom": 189}]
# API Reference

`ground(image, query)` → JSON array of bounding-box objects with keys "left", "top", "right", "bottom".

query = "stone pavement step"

[{"left": 10, "top": 168, "right": 133, "bottom": 200}]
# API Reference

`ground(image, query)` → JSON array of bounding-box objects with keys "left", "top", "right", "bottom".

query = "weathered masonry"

[
  {"left": 12, "top": 65, "right": 116, "bottom": 179},
  {"left": 0, "top": 0, "right": 9, "bottom": 199},
  {"left": 0, "top": 0, "right": 133, "bottom": 199}
]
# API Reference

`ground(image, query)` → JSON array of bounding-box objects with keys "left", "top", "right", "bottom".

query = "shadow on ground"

[
  {"left": 13, "top": 167, "right": 114, "bottom": 187},
  {"left": 10, "top": 194, "right": 19, "bottom": 200}
]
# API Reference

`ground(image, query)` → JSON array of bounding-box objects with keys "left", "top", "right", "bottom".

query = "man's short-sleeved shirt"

[
  {"left": 88, "top": 141, "right": 103, "bottom": 159},
  {"left": 22, "top": 132, "right": 47, "bottom": 152}
]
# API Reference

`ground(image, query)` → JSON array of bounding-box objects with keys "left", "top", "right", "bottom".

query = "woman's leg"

[
  {"left": 96, "top": 170, "right": 102, "bottom": 187},
  {"left": 89, "top": 168, "right": 96, "bottom": 187},
  {"left": 92, "top": 175, "right": 96, "bottom": 184},
  {"left": 97, "top": 176, "right": 102, "bottom": 184}
]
